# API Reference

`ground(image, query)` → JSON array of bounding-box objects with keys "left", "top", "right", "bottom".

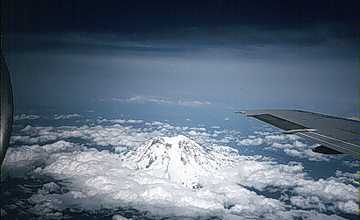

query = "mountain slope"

[{"left": 127, "top": 135, "right": 231, "bottom": 188}]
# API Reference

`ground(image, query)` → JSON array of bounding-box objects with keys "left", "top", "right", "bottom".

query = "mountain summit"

[{"left": 128, "top": 135, "right": 224, "bottom": 188}]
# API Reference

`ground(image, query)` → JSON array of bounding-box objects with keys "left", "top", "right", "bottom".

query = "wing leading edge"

[{"left": 237, "top": 110, "right": 360, "bottom": 158}]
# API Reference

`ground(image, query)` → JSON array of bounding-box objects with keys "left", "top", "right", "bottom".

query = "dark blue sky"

[
  {"left": 3, "top": 0, "right": 360, "bottom": 33},
  {"left": 2, "top": 0, "right": 359, "bottom": 118}
]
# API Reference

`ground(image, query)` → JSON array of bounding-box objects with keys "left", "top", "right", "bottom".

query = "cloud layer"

[
  {"left": 14, "top": 114, "right": 40, "bottom": 121},
  {"left": 112, "top": 96, "right": 211, "bottom": 107},
  {"left": 2, "top": 116, "right": 358, "bottom": 219}
]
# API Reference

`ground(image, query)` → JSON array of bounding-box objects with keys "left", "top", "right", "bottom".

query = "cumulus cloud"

[
  {"left": 293, "top": 178, "right": 358, "bottom": 214},
  {"left": 10, "top": 119, "right": 238, "bottom": 153},
  {"left": 10, "top": 120, "right": 333, "bottom": 162},
  {"left": 335, "top": 170, "right": 359, "bottom": 185},
  {"left": 113, "top": 95, "right": 211, "bottom": 107},
  {"left": 284, "top": 148, "right": 330, "bottom": 162},
  {"left": 3, "top": 116, "right": 358, "bottom": 219},
  {"left": 5, "top": 138, "right": 356, "bottom": 219},
  {"left": 4, "top": 140, "right": 80, "bottom": 176},
  {"left": 238, "top": 132, "right": 332, "bottom": 161}
]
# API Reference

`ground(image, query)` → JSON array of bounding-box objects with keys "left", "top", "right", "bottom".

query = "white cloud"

[
  {"left": 3, "top": 117, "right": 358, "bottom": 219},
  {"left": 335, "top": 170, "right": 359, "bottom": 185},
  {"left": 238, "top": 132, "right": 332, "bottom": 161},
  {"left": 6, "top": 139, "right": 354, "bottom": 218},
  {"left": 284, "top": 148, "right": 330, "bottom": 161},
  {"left": 4, "top": 140, "right": 79, "bottom": 176},
  {"left": 113, "top": 95, "right": 211, "bottom": 107},
  {"left": 5, "top": 141, "right": 287, "bottom": 218},
  {"left": 126, "top": 119, "right": 144, "bottom": 124},
  {"left": 237, "top": 137, "right": 264, "bottom": 146},
  {"left": 54, "top": 113, "right": 81, "bottom": 120},
  {"left": 290, "top": 196, "right": 327, "bottom": 212},
  {"left": 293, "top": 178, "right": 358, "bottom": 214},
  {"left": 112, "top": 215, "right": 130, "bottom": 220},
  {"left": 281, "top": 210, "right": 346, "bottom": 220},
  {"left": 14, "top": 114, "right": 40, "bottom": 120}
]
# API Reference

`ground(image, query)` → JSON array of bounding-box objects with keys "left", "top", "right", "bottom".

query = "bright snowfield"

[{"left": 1, "top": 114, "right": 359, "bottom": 219}]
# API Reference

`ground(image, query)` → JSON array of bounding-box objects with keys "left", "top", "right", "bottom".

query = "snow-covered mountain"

[{"left": 126, "top": 135, "right": 234, "bottom": 189}]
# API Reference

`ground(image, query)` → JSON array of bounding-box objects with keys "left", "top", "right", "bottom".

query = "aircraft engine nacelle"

[{"left": 0, "top": 52, "right": 13, "bottom": 167}]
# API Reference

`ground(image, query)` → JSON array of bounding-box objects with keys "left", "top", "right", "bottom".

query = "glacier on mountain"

[{"left": 126, "top": 135, "right": 237, "bottom": 188}]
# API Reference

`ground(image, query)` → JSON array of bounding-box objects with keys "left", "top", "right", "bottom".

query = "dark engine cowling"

[
  {"left": 312, "top": 145, "right": 343, "bottom": 154},
  {"left": 0, "top": 51, "right": 13, "bottom": 167}
]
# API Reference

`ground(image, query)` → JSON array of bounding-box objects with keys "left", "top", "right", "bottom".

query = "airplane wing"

[{"left": 237, "top": 110, "right": 360, "bottom": 158}]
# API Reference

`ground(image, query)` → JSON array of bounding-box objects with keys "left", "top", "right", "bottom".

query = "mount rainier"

[{"left": 125, "top": 135, "right": 238, "bottom": 189}]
